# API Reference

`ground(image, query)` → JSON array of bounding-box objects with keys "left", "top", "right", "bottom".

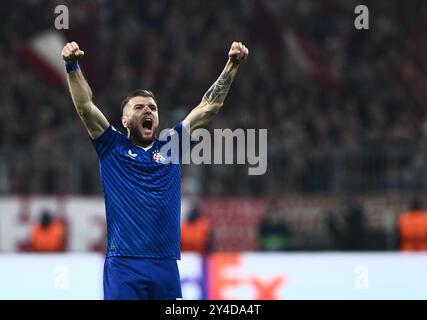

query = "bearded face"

[{"left": 121, "top": 96, "right": 159, "bottom": 147}]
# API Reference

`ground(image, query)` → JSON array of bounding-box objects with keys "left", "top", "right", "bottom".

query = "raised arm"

[
  {"left": 62, "top": 42, "right": 109, "bottom": 139},
  {"left": 183, "top": 42, "right": 249, "bottom": 133}
]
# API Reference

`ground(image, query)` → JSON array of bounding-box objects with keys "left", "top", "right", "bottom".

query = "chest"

[{"left": 107, "top": 143, "right": 180, "bottom": 179}]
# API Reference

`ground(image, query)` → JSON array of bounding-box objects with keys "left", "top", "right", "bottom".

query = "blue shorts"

[{"left": 103, "top": 256, "right": 182, "bottom": 300}]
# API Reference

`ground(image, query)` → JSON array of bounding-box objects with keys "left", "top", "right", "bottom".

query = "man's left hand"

[{"left": 228, "top": 42, "right": 249, "bottom": 65}]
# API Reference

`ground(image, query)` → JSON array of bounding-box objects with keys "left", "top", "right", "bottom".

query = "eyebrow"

[{"left": 132, "top": 103, "right": 157, "bottom": 108}]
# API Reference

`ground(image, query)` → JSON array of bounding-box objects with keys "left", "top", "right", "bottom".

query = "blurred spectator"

[
  {"left": 181, "top": 205, "right": 213, "bottom": 253},
  {"left": 396, "top": 198, "right": 427, "bottom": 251},
  {"left": 29, "top": 209, "right": 67, "bottom": 252},
  {"left": 2, "top": 1, "right": 427, "bottom": 195},
  {"left": 326, "top": 200, "right": 370, "bottom": 250},
  {"left": 90, "top": 216, "right": 107, "bottom": 253},
  {"left": 258, "top": 200, "right": 291, "bottom": 251}
]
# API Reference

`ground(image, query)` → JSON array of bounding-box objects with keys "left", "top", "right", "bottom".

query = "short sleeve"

[
  {"left": 175, "top": 121, "right": 191, "bottom": 151},
  {"left": 159, "top": 121, "right": 193, "bottom": 164},
  {"left": 91, "top": 126, "right": 121, "bottom": 158}
]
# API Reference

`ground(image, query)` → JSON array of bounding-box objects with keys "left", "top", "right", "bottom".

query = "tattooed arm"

[{"left": 183, "top": 42, "right": 249, "bottom": 133}]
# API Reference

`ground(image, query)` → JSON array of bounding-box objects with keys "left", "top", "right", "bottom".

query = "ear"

[{"left": 121, "top": 115, "right": 128, "bottom": 128}]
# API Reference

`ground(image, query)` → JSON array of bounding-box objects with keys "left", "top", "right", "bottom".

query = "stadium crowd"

[{"left": 2, "top": 0, "right": 427, "bottom": 196}]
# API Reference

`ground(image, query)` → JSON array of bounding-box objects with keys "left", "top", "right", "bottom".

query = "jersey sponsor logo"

[{"left": 127, "top": 149, "right": 138, "bottom": 158}]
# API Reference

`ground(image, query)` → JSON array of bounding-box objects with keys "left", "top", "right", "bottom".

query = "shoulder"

[
  {"left": 159, "top": 122, "right": 183, "bottom": 138},
  {"left": 111, "top": 126, "right": 128, "bottom": 143},
  {"left": 96, "top": 125, "right": 125, "bottom": 139},
  {"left": 91, "top": 125, "right": 129, "bottom": 158}
]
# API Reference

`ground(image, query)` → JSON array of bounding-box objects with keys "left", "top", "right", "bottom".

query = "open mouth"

[{"left": 142, "top": 118, "right": 153, "bottom": 130}]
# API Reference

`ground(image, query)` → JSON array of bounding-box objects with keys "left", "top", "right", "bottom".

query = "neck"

[
  {"left": 128, "top": 132, "right": 154, "bottom": 148},
  {"left": 136, "top": 141, "right": 154, "bottom": 149}
]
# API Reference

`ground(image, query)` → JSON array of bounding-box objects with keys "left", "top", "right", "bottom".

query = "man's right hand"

[{"left": 62, "top": 41, "right": 85, "bottom": 64}]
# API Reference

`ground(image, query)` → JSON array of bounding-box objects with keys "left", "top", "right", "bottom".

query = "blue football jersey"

[{"left": 91, "top": 122, "right": 187, "bottom": 259}]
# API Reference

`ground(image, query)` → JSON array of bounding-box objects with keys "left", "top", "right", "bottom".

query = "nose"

[{"left": 142, "top": 105, "right": 152, "bottom": 113}]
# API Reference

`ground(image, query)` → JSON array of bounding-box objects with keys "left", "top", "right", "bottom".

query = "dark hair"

[
  {"left": 411, "top": 198, "right": 423, "bottom": 211},
  {"left": 120, "top": 89, "right": 157, "bottom": 113},
  {"left": 40, "top": 210, "right": 52, "bottom": 228}
]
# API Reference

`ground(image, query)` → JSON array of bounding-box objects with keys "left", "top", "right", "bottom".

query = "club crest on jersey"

[{"left": 153, "top": 150, "right": 166, "bottom": 164}]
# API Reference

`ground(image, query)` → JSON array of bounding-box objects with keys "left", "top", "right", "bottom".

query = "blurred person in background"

[
  {"left": 29, "top": 209, "right": 67, "bottom": 252},
  {"left": 326, "top": 200, "right": 370, "bottom": 251},
  {"left": 396, "top": 198, "right": 427, "bottom": 251},
  {"left": 2, "top": 1, "right": 427, "bottom": 198},
  {"left": 258, "top": 200, "right": 291, "bottom": 251},
  {"left": 181, "top": 204, "right": 213, "bottom": 254}
]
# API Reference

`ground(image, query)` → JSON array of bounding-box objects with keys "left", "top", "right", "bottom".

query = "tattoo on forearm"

[{"left": 204, "top": 71, "right": 233, "bottom": 104}]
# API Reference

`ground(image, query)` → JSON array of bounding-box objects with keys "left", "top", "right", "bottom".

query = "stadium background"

[{"left": 1, "top": 0, "right": 427, "bottom": 299}]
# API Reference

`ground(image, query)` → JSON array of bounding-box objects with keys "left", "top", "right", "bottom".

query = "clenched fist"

[
  {"left": 228, "top": 42, "right": 249, "bottom": 65},
  {"left": 62, "top": 41, "right": 85, "bottom": 64}
]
